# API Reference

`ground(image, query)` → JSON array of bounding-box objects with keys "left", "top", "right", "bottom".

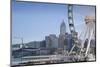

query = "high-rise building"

[
  {"left": 58, "top": 21, "right": 67, "bottom": 54},
  {"left": 40, "top": 40, "right": 46, "bottom": 48},
  {"left": 60, "top": 20, "right": 66, "bottom": 35},
  {"left": 58, "top": 20, "right": 66, "bottom": 49},
  {"left": 45, "top": 34, "right": 58, "bottom": 54},
  {"left": 45, "top": 34, "right": 58, "bottom": 49},
  {"left": 65, "top": 33, "right": 73, "bottom": 51},
  {"left": 45, "top": 36, "right": 51, "bottom": 49},
  {"left": 58, "top": 34, "right": 66, "bottom": 49}
]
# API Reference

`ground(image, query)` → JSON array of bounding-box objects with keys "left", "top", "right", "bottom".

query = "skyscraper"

[
  {"left": 60, "top": 20, "right": 66, "bottom": 35},
  {"left": 58, "top": 20, "right": 67, "bottom": 53}
]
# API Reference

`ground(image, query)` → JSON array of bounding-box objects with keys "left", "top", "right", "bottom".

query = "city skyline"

[
  {"left": 12, "top": 0, "right": 95, "bottom": 44},
  {"left": 11, "top": 1, "right": 96, "bottom": 66}
]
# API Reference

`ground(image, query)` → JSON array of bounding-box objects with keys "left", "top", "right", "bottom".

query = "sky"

[{"left": 12, "top": 0, "right": 95, "bottom": 44}]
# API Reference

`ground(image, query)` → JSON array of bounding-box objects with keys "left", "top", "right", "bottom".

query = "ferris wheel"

[{"left": 67, "top": 4, "right": 95, "bottom": 59}]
